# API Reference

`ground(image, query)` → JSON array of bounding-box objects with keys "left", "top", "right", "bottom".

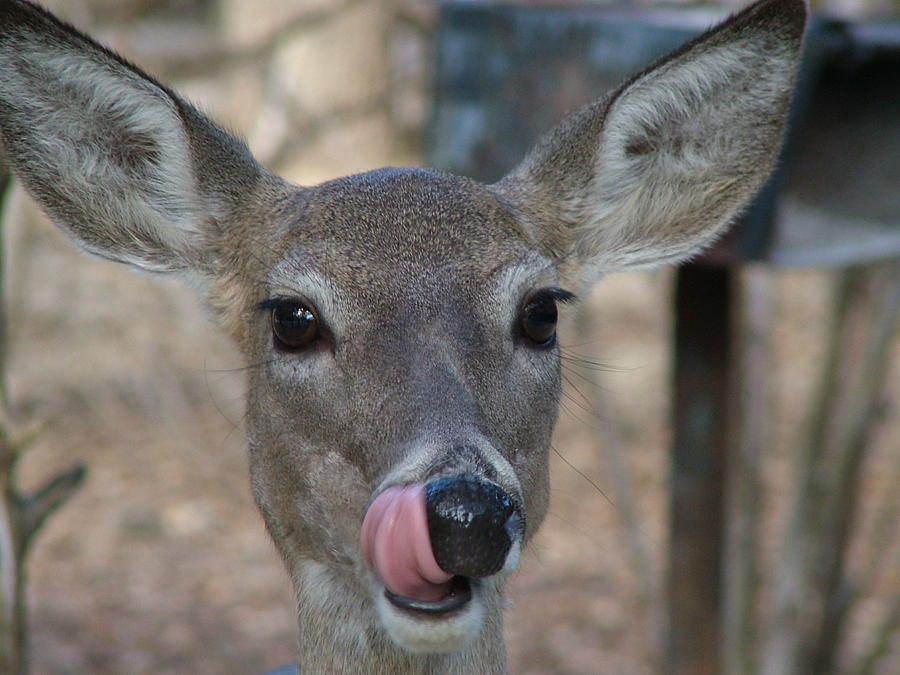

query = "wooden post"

[
  {"left": 722, "top": 267, "right": 771, "bottom": 675},
  {"left": 667, "top": 264, "right": 734, "bottom": 675}
]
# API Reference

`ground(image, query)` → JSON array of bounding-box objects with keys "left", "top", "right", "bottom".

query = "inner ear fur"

[
  {"left": 494, "top": 0, "right": 808, "bottom": 281},
  {"left": 0, "top": 0, "right": 263, "bottom": 274}
]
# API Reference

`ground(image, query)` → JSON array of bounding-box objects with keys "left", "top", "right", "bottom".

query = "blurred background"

[{"left": 1, "top": 0, "right": 897, "bottom": 673}]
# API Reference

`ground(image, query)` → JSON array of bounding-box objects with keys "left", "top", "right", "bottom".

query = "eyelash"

[{"left": 533, "top": 288, "right": 576, "bottom": 304}]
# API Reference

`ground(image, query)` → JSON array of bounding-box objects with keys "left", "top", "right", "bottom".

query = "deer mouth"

[
  {"left": 371, "top": 574, "right": 486, "bottom": 654},
  {"left": 383, "top": 575, "right": 473, "bottom": 615},
  {"left": 361, "top": 482, "right": 511, "bottom": 652}
]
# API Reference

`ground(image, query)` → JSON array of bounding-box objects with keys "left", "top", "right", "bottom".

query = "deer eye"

[
  {"left": 518, "top": 288, "right": 576, "bottom": 348},
  {"left": 270, "top": 300, "right": 320, "bottom": 351},
  {"left": 520, "top": 296, "right": 558, "bottom": 346}
]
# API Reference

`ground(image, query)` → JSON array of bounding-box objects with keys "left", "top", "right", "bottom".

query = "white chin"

[{"left": 373, "top": 582, "right": 486, "bottom": 654}]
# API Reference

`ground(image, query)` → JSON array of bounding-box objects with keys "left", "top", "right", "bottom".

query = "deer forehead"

[{"left": 261, "top": 167, "right": 559, "bottom": 320}]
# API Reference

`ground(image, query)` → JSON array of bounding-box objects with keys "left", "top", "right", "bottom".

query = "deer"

[{"left": 0, "top": 0, "right": 807, "bottom": 672}]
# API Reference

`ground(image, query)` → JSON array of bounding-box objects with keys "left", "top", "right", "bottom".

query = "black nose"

[{"left": 424, "top": 474, "right": 521, "bottom": 578}]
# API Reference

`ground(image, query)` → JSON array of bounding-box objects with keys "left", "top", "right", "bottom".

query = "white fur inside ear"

[
  {"left": 0, "top": 32, "right": 200, "bottom": 270},
  {"left": 568, "top": 33, "right": 797, "bottom": 273}
]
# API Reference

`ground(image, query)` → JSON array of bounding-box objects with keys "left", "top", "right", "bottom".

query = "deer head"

[{"left": 0, "top": 0, "right": 806, "bottom": 671}]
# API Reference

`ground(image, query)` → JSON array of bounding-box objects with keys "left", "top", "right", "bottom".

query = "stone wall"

[{"left": 32, "top": 0, "right": 432, "bottom": 184}]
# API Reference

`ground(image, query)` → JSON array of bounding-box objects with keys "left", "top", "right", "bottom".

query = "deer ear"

[
  {"left": 0, "top": 0, "right": 263, "bottom": 274},
  {"left": 495, "top": 0, "right": 807, "bottom": 281}
]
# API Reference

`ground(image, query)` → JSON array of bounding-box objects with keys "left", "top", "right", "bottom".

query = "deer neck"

[{"left": 295, "top": 562, "right": 508, "bottom": 674}]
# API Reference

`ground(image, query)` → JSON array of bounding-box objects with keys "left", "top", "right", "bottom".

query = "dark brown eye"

[
  {"left": 271, "top": 301, "right": 319, "bottom": 351},
  {"left": 520, "top": 294, "right": 559, "bottom": 347}
]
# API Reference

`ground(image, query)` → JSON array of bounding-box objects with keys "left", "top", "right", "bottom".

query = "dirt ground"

[{"left": 7, "top": 192, "right": 897, "bottom": 674}]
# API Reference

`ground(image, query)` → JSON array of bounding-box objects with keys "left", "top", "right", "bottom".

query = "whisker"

[
  {"left": 551, "top": 445, "right": 616, "bottom": 510},
  {"left": 543, "top": 509, "right": 601, "bottom": 545},
  {"left": 561, "top": 362, "right": 605, "bottom": 391},
  {"left": 552, "top": 445, "right": 661, "bottom": 554},
  {"left": 559, "top": 389, "right": 597, "bottom": 421},
  {"left": 557, "top": 335, "right": 606, "bottom": 350},
  {"left": 558, "top": 397, "right": 614, "bottom": 435},
  {"left": 202, "top": 358, "right": 275, "bottom": 375},
  {"left": 560, "top": 372, "right": 598, "bottom": 418},
  {"left": 203, "top": 356, "right": 246, "bottom": 432},
  {"left": 558, "top": 351, "right": 628, "bottom": 372}
]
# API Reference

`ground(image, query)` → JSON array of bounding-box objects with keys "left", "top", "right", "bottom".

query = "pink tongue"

[{"left": 360, "top": 485, "right": 453, "bottom": 602}]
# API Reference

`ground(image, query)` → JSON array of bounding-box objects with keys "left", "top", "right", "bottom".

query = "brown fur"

[{"left": 0, "top": 0, "right": 806, "bottom": 671}]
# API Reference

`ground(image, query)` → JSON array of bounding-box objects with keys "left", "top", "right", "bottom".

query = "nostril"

[{"left": 424, "top": 474, "right": 520, "bottom": 579}]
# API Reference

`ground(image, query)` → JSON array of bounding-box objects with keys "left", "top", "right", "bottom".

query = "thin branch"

[{"left": 16, "top": 464, "right": 87, "bottom": 555}]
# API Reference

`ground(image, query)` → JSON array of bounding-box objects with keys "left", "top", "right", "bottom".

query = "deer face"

[{"left": 243, "top": 168, "right": 562, "bottom": 652}]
